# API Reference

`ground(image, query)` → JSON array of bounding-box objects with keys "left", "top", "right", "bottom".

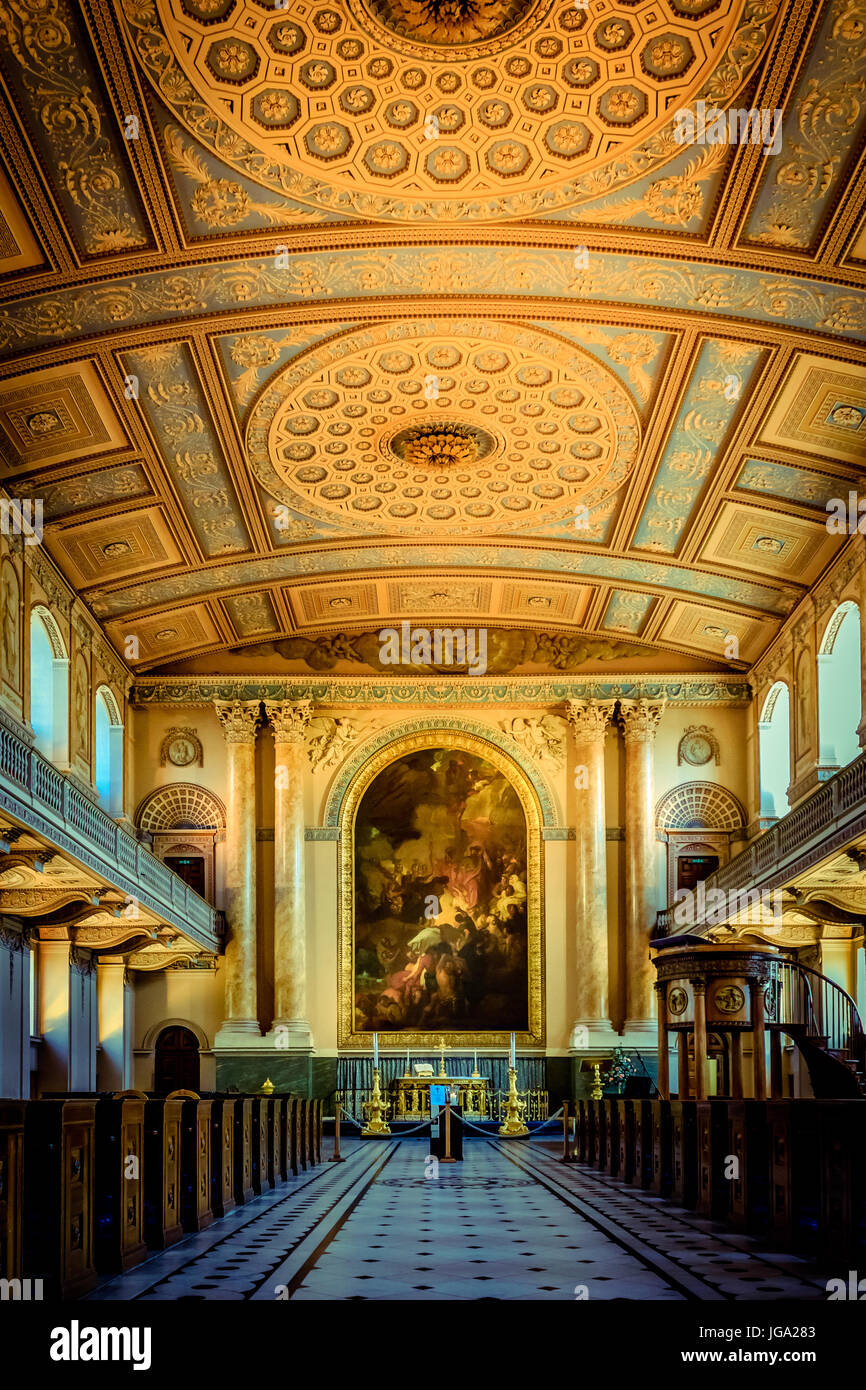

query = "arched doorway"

[{"left": 154, "top": 1025, "right": 200, "bottom": 1094}]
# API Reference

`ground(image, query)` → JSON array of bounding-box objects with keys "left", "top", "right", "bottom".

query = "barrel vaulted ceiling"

[{"left": 0, "top": 0, "right": 864, "bottom": 676}]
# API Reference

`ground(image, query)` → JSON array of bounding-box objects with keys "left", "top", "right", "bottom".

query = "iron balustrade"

[
  {"left": 768, "top": 958, "right": 865, "bottom": 1069},
  {"left": 0, "top": 722, "right": 218, "bottom": 944}
]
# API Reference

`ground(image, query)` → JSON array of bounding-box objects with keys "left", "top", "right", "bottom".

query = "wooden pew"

[
  {"left": 669, "top": 1100, "right": 698, "bottom": 1208},
  {"left": 648, "top": 1099, "right": 673, "bottom": 1197},
  {"left": 766, "top": 1098, "right": 819, "bottom": 1253},
  {"left": 632, "top": 1098, "right": 652, "bottom": 1190},
  {"left": 92, "top": 1091, "right": 148, "bottom": 1274},
  {"left": 296, "top": 1098, "right": 308, "bottom": 1172},
  {"left": 726, "top": 1100, "right": 769, "bottom": 1234},
  {"left": 143, "top": 1096, "right": 184, "bottom": 1249},
  {"left": 287, "top": 1097, "right": 299, "bottom": 1176},
  {"left": 169, "top": 1090, "right": 213, "bottom": 1234},
  {"left": 233, "top": 1097, "right": 254, "bottom": 1205},
  {"left": 23, "top": 1099, "right": 97, "bottom": 1298},
  {"left": 818, "top": 1099, "right": 866, "bottom": 1264},
  {"left": 0, "top": 1101, "right": 24, "bottom": 1282},
  {"left": 271, "top": 1098, "right": 286, "bottom": 1185},
  {"left": 208, "top": 1096, "right": 236, "bottom": 1219}
]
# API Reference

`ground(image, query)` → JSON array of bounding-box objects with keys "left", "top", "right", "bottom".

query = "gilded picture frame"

[{"left": 338, "top": 728, "right": 545, "bottom": 1049}]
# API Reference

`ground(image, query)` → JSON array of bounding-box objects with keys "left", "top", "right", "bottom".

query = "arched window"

[
  {"left": 94, "top": 685, "right": 124, "bottom": 818},
  {"left": 29, "top": 606, "right": 69, "bottom": 764},
  {"left": 818, "top": 601, "right": 862, "bottom": 770},
  {"left": 758, "top": 682, "right": 791, "bottom": 820}
]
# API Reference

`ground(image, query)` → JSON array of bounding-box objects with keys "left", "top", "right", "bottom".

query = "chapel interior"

[{"left": 0, "top": 0, "right": 865, "bottom": 1308}]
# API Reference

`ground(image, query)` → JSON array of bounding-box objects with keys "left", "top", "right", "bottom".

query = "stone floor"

[{"left": 87, "top": 1137, "right": 832, "bottom": 1302}]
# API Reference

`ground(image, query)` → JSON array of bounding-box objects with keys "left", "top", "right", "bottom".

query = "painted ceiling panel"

[{"left": 0, "top": 0, "right": 861, "bottom": 678}]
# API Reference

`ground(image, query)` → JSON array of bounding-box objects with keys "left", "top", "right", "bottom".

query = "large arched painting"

[{"left": 350, "top": 745, "right": 534, "bottom": 1042}]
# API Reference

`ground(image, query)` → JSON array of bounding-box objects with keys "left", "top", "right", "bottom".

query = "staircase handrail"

[{"left": 768, "top": 958, "right": 864, "bottom": 1063}]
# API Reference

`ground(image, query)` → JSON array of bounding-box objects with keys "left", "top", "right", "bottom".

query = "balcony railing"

[
  {"left": 0, "top": 723, "right": 219, "bottom": 949},
  {"left": 656, "top": 747, "right": 866, "bottom": 936}
]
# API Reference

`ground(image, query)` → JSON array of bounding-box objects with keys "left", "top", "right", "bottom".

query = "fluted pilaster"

[
  {"left": 619, "top": 698, "right": 665, "bottom": 1035},
  {"left": 265, "top": 698, "right": 312, "bottom": 1048},
  {"left": 214, "top": 699, "right": 261, "bottom": 1043},
  {"left": 566, "top": 698, "right": 616, "bottom": 1047}
]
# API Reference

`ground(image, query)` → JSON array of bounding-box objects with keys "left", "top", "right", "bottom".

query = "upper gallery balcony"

[
  {"left": 0, "top": 719, "right": 220, "bottom": 964},
  {"left": 656, "top": 749, "right": 866, "bottom": 941}
]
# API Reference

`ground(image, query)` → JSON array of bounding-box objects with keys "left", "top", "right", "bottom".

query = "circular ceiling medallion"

[
  {"left": 245, "top": 318, "right": 641, "bottom": 535},
  {"left": 124, "top": 0, "right": 776, "bottom": 222},
  {"left": 361, "top": 0, "right": 545, "bottom": 48},
  {"left": 390, "top": 420, "right": 495, "bottom": 467}
]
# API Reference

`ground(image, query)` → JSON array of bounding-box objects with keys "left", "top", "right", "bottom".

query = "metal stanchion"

[
  {"left": 441, "top": 1101, "right": 457, "bottom": 1163},
  {"left": 329, "top": 1102, "right": 346, "bottom": 1163},
  {"left": 560, "top": 1100, "right": 573, "bottom": 1162}
]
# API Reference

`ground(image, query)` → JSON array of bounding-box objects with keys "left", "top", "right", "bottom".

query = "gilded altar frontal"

[{"left": 1, "top": 0, "right": 865, "bottom": 1332}]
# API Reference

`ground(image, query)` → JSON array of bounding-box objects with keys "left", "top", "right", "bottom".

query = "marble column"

[
  {"left": 96, "top": 958, "right": 131, "bottom": 1090},
  {"left": 214, "top": 699, "right": 261, "bottom": 1045},
  {"left": 619, "top": 698, "right": 665, "bottom": 1039},
  {"left": 264, "top": 699, "right": 312, "bottom": 1049},
  {"left": 38, "top": 937, "right": 73, "bottom": 1092},
  {"left": 566, "top": 699, "right": 616, "bottom": 1047}
]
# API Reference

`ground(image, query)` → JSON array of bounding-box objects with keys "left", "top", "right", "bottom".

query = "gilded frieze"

[
  {"left": 1, "top": 247, "right": 862, "bottom": 358},
  {"left": 86, "top": 542, "right": 797, "bottom": 623}
]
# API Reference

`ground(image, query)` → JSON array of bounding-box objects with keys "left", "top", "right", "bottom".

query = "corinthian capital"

[
  {"left": 618, "top": 698, "right": 665, "bottom": 743},
  {"left": 566, "top": 699, "right": 615, "bottom": 744},
  {"left": 214, "top": 699, "right": 261, "bottom": 744},
  {"left": 265, "top": 698, "right": 312, "bottom": 744}
]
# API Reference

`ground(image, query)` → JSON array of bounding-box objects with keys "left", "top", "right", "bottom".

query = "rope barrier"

[{"left": 338, "top": 1105, "right": 563, "bottom": 1142}]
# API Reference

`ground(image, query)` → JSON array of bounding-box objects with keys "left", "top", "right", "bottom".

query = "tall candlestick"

[
  {"left": 510, "top": 1032, "right": 516, "bottom": 1069},
  {"left": 406, "top": 1046, "right": 410, "bottom": 1075},
  {"left": 474, "top": 1049, "right": 477, "bottom": 1072},
  {"left": 373, "top": 1032, "right": 379, "bottom": 1068}
]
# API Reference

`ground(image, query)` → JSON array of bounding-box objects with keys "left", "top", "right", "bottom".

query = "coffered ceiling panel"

[{"left": 0, "top": 0, "right": 862, "bottom": 679}]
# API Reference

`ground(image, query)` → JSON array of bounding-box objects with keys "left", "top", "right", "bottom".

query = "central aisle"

[
  {"left": 289, "top": 1139, "right": 682, "bottom": 1301},
  {"left": 89, "top": 1137, "right": 830, "bottom": 1303}
]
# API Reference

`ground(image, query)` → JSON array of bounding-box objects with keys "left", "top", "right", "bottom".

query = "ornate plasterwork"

[
  {"left": 3, "top": 249, "right": 864, "bottom": 360},
  {"left": 336, "top": 726, "right": 545, "bottom": 1047},
  {"left": 655, "top": 781, "right": 746, "bottom": 833},
  {"left": 500, "top": 714, "right": 566, "bottom": 768},
  {"left": 214, "top": 697, "right": 261, "bottom": 744},
  {"left": 323, "top": 715, "right": 559, "bottom": 828},
  {"left": 123, "top": 0, "right": 773, "bottom": 224},
  {"left": 135, "top": 782, "right": 226, "bottom": 831},
  {"left": 132, "top": 674, "right": 752, "bottom": 708},
  {"left": 745, "top": 0, "right": 866, "bottom": 250},
  {"left": 248, "top": 318, "right": 640, "bottom": 535},
  {"left": 159, "top": 727, "right": 204, "bottom": 767},
  {"left": 0, "top": 0, "right": 149, "bottom": 255}
]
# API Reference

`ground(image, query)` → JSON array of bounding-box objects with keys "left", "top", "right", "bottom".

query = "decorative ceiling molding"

[{"left": 0, "top": 0, "right": 861, "bottom": 677}]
